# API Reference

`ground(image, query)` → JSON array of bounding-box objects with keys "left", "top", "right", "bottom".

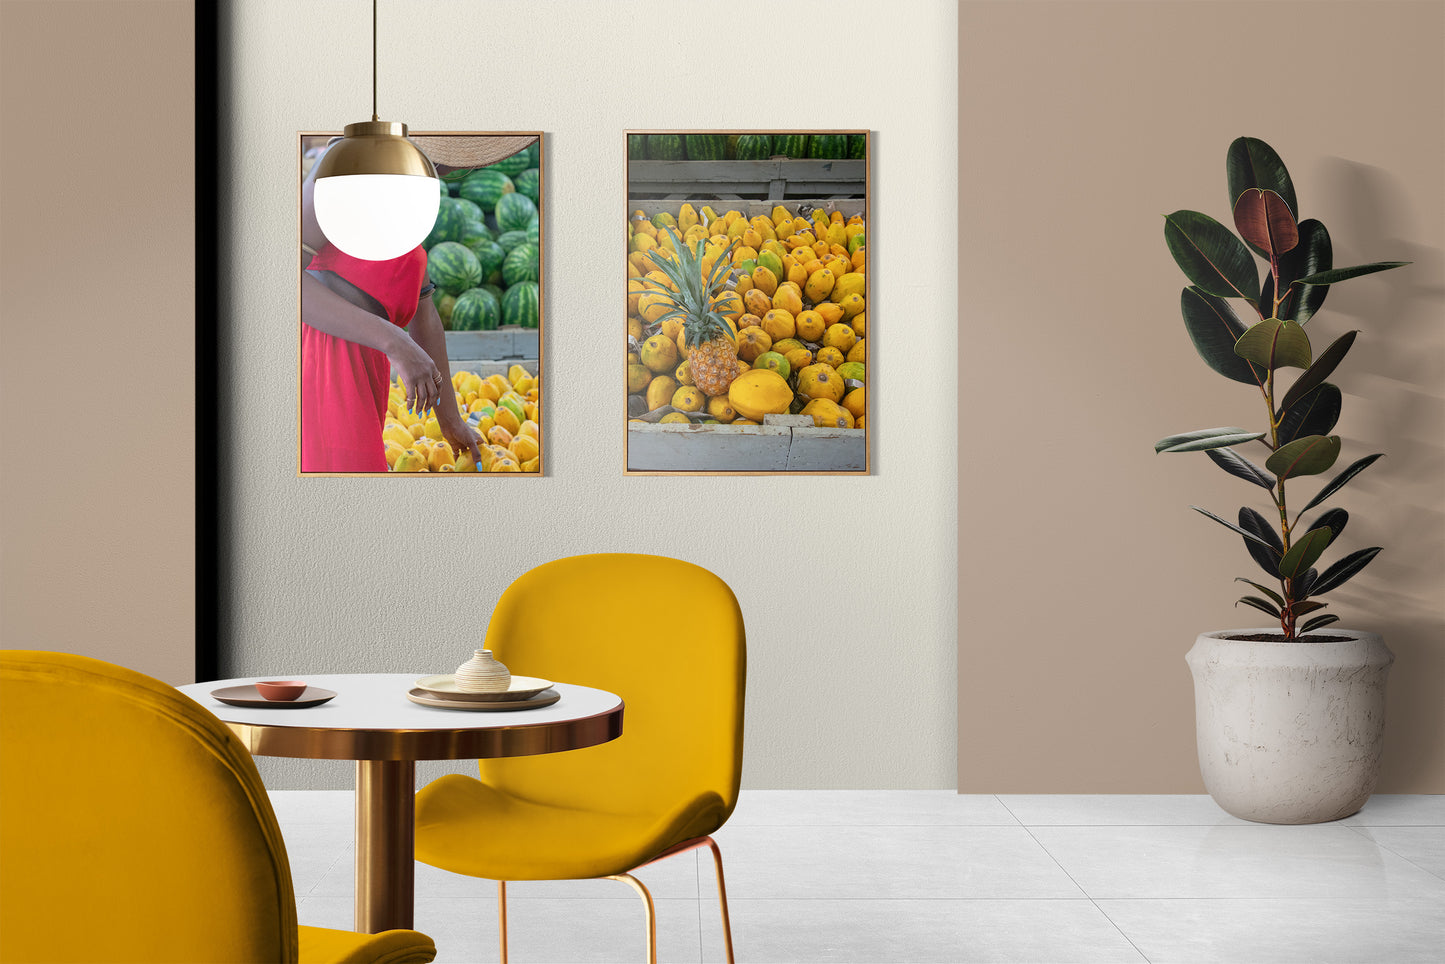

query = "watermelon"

[
  {"left": 524, "top": 214, "right": 540, "bottom": 244},
  {"left": 502, "top": 280, "right": 540, "bottom": 329},
  {"left": 422, "top": 197, "right": 471, "bottom": 249},
  {"left": 496, "top": 230, "right": 529, "bottom": 254},
  {"left": 647, "top": 134, "right": 685, "bottom": 160},
  {"left": 455, "top": 217, "right": 492, "bottom": 252},
  {"left": 479, "top": 283, "right": 504, "bottom": 304},
  {"left": 847, "top": 133, "right": 867, "bottom": 159},
  {"left": 488, "top": 147, "right": 531, "bottom": 178},
  {"left": 685, "top": 134, "right": 728, "bottom": 160},
  {"left": 525, "top": 141, "right": 540, "bottom": 168},
  {"left": 495, "top": 192, "right": 538, "bottom": 234},
  {"left": 459, "top": 168, "right": 514, "bottom": 211},
  {"left": 772, "top": 134, "right": 810, "bottom": 158},
  {"left": 451, "top": 197, "right": 483, "bottom": 222},
  {"left": 470, "top": 239, "right": 506, "bottom": 279},
  {"left": 451, "top": 286, "right": 500, "bottom": 331},
  {"left": 808, "top": 134, "right": 849, "bottom": 159},
  {"left": 628, "top": 134, "right": 646, "bottom": 160},
  {"left": 437, "top": 177, "right": 453, "bottom": 199},
  {"left": 502, "top": 241, "right": 540, "bottom": 286},
  {"left": 426, "top": 241, "right": 482, "bottom": 295},
  {"left": 734, "top": 134, "right": 772, "bottom": 160},
  {"left": 434, "top": 292, "right": 457, "bottom": 329},
  {"left": 514, "top": 168, "right": 540, "bottom": 205}
]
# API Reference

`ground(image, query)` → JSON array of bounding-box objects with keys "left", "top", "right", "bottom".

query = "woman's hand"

[
  {"left": 389, "top": 339, "right": 445, "bottom": 415},
  {"left": 437, "top": 407, "right": 484, "bottom": 464}
]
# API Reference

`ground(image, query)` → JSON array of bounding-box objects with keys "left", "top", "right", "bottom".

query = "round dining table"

[{"left": 177, "top": 673, "right": 624, "bottom": 933}]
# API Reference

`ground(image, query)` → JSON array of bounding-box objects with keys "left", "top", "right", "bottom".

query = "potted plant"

[{"left": 1156, "top": 137, "right": 1409, "bottom": 824}]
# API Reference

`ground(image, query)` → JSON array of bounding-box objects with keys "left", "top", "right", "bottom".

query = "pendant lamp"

[{"left": 312, "top": 0, "right": 438, "bottom": 261}]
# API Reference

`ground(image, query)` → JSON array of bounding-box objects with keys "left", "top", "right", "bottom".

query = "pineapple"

[{"left": 637, "top": 226, "right": 740, "bottom": 398}]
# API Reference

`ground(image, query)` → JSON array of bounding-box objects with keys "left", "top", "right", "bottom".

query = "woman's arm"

[{"left": 407, "top": 291, "right": 483, "bottom": 461}]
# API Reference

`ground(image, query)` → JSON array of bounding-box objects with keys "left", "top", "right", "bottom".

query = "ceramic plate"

[
  {"left": 406, "top": 688, "right": 560, "bottom": 711},
  {"left": 413, "top": 674, "right": 554, "bottom": 701},
  {"left": 211, "top": 685, "right": 337, "bottom": 709}
]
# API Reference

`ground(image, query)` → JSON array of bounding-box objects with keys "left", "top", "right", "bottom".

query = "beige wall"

[
  {"left": 958, "top": 0, "right": 1445, "bottom": 792},
  {"left": 0, "top": 1, "right": 196, "bottom": 684}
]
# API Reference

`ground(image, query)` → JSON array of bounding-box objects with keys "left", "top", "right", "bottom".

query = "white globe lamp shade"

[{"left": 313, "top": 121, "right": 439, "bottom": 262}]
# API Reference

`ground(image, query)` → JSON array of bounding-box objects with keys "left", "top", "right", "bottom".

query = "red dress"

[{"left": 301, "top": 245, "right": 428, "bottom": 472}]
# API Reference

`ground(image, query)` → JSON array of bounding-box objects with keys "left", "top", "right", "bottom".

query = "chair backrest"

[
  {"left": 0, "top": 650, "right": 298, "bottom": 963},
  {"left": 478, "top": 554, "right": 746, "bottom": 826}
]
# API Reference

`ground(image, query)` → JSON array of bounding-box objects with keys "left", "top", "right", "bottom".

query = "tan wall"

[
  {"left": 958, "top": 0, "right": 1445, "bottom": 792},
  {"left": 0, "top": 1, "right": 195, "bottom": 684}
]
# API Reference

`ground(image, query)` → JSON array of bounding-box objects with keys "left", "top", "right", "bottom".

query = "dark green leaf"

[
  {"left": 1235, "top": 577, "right": 1284, "bottom": 607},
  {"left": 1206, "top": 447, "right": 1275, "bottom": 489},
  {"left": 1239, "top": 506, "right": 1285, "bottom": 576},
  {"left": 1296, "top": 567, "right": 1319, "bottom": 599},
  {"left": 1233, "top": 189, "right": 1298, "bottom": 260},
  {"left": 1277, "top": 383, "right": 1341, "bottom": 446},
  {"left": 1155, "top": 427, "right": 1267, "bottom": 453},
  {"left": 1280, "top": 332, "right": 1356, "bottom": 414},
  {"left": 1164, "top": 210, "right": 1260, "bottom": 306},
  {"left": 1236, "top": 595, "right": 1283, "bottom": 618},
  {"left": 1277, "top": 526, "right": 1333, "bottom": 580},
  {"left": 1235, "top": 317, "right": 1312, "bottom": 371},
  {"left": 1310, "top": 546, "right": 1382, "bottom": 596},
  {"left": 1300, "top": 454, "right": 1384, "bottom": 513},
  {"left": 1297, "top": 262, "right": 1410, "bottom": 285},
  {"left": 1180, "top": 287, "right": 1265, "bottom": 384},
  {"left": 1301, "top": 614, "right": 1341, "bottom": 634},
  {"left": 1266, "top": 435, "right": 1341, "bottom": 480},
  {"left": 1306, "top": 508, "right": 1349, "bottom": 544},
  {"left": 1272, "top": 219, "right": 1331, "bottom": 323},
  {"left": 1292, "top": 600, "right": 1327, "bottom": 616},
  {"left": 1227, "top": 137, "right": 1297, "bottom": 232},
  {"left": 1191, "top": 505, "right": 1280, "bottom": 551}
]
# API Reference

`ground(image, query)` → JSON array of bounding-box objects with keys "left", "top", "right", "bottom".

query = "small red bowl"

[{"left": 255, "top": 680, "right": 308, "bottom": 701}]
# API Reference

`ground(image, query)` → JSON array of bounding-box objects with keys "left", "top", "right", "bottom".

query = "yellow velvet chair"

[
  {"left": 0, "top": 650, "right": 436, "bottom": 964},
  {"left": 414, "top": 553, "right": 746, "bottom": 963}
]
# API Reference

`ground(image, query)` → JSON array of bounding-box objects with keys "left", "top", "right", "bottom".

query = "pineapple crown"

[{"left": 637, "top": 225, "right": 738, "bottom": 347}]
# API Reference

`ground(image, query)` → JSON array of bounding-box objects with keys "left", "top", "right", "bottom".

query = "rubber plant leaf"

[
  {"left": 1268, "top": 219, "right": 1331, "bottom": 323},
  {"left": 1309, "top": 546, "right": 1383, "bottom": 596},
  {"left": 1205, "top": 447, "right": 1275, "bottom": 489},
  {"left": 1297, "top": 263, "right": 1411, "bottom": 286},
  {"left": 1235, "top": 317, "right": 1312, "bottom": 371},
  {"left": 1292, "top": 600, "right": 1328, "bottom": 617},
  {"left": 1301, "top": 614, "right": 1341, "bottom": 634},
  {"left": 1277, "top": 383, "right": 1341, "bottom": 446},
  {"left": 1277, "top": 526, "right": 1333, "bottom": 580},
  {"left": 1306, "top": 507, "right": 1349, "bottom": 543},
  {"left": 1299, "top": 453, "right": 1384, "bottom": 513},
  {"left": 1265, "top": 434, "right": 1341, "bottom": 481},
  {"left": 1295, "top": 567, "right": 1319, "bottom": 600},
  {"left": 1155, "top": 427, "right": 1267, "bottom": 454},
  {"left": 1236, "top": 596, "right": 1282, "bottom": 618},
  {"left": 1191, "top": 505, "right": 1279, "bottom": 551},
  {"left": 1280, "top": 331, "right": 1357, "bottom": 414},
  {"left": 1163, "top": 210, "right": 1260, "bottom": 307},
  {"left": 1239, "top": 506, "right": 1284, "bottom": 577},
  {"left": 1234, "top": 577, "right": 1284, "bottom": 607},
  {"left": 1227, "top": 137, "right": 1297, "bottom": 233},
  {"left": 1180, "top": 287, "right": 1264, "bottom": 384},
  {"left": 1233, "top": 189, "right": 1299, "bottom": 261}
]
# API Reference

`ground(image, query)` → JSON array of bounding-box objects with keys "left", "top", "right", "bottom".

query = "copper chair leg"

[
  {"left": 703, "top": 837, "right": 736, "bottom": 964},
  {"left": 605, "top": 872, "right": 658, "bottom": 964},
  {"left": 498, "top": 880, "right": 508, "bottom": 964}
]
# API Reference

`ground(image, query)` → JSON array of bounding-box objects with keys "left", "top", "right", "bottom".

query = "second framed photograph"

[
  {"left": 625, "top": 131, "right": 869, "bottom": 474},
  {"left": 299, "top": 131, "right": 543, "bottom": 475}
]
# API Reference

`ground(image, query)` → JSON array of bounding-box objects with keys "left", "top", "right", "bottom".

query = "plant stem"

[{"left": 1264, "top": 275, "right": 1296, "bottom": 638}]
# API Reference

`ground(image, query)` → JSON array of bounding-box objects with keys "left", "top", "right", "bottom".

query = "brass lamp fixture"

[{"left": 312, "top": 0, "right": 439, "bottom": 261}]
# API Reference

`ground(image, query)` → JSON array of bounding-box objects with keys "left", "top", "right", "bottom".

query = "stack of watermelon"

[
  {"left": 629, "top": 133, "right": 867, "bottom": 162},
  {"left": 423, "top": 141, "right": 541, "bottom": 331}
]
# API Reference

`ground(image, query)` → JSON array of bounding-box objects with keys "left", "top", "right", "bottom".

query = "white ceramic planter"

[{"left": 1185, "top": 629, "right": 1393, "bottom": 824}]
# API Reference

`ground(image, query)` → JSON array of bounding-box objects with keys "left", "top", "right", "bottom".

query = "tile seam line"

[
  {"left": 1345, "top": 825, "right": 1445, "bottom": 884},
  {"left": 995, "top": 796, "right": 1152, "bottom": 964}
]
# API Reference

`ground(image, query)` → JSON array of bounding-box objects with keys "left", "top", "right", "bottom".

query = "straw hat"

[{"left": 409, "top": 134, "right": 538, "bottom": 170}]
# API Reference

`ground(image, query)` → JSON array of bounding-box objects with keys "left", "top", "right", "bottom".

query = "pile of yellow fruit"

[
  {"left": 382, "top": 364, "right": 540, "bottom": 472},
  {"left": 626, "top": 201, "right": 866, "bottom": 431}
]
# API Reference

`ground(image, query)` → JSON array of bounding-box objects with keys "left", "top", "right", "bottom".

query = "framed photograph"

[
  {"left": 299, "top": 131, "right": 543, "bottom": 475},
  {"left": 624, "top": 131, "right": 869, "bottom": 474}
]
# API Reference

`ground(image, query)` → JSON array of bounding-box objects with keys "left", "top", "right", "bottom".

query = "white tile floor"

[{"left": 272, "top": 790, "right": 1445, "bottom": 964}]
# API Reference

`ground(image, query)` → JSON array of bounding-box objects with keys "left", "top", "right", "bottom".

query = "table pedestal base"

[{"left": 356, "top": 759, "right": 416, "bottom": 933}]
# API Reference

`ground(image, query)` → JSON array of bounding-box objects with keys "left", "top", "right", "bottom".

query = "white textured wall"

[{"left": 220, "top": 0, "right": 958, "bottom": 789}]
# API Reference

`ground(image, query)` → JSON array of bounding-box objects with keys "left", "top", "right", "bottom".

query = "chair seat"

[
  {"left": 298, "top": 925, "right": 436, "bottom": 964},
  {"left": 415, "top": 774, "right": 727, "bottom": 881}
]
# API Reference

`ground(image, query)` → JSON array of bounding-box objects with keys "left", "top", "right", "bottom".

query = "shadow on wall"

[{"left": 1315, "top": 156, "right": 1445, "bottom": 790}]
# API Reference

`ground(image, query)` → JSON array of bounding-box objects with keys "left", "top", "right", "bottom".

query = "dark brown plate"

[{"left": 210, "top": 685, "right": 338, "bottom": 709}]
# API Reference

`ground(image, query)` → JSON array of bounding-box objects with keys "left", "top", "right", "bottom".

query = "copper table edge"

[{"left": 221, "top": 702, "right": 624, "bottom": 761}]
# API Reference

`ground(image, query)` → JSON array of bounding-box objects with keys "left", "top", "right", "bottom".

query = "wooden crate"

[
  {"left": 626, "top": 416, "right": 865, "bottom": 473},
  {"left": 444, "top": 329, "right": 538, "bottom": 361},
  {"left": 629, "top": 198, "right": 866, "bottom": 223},
  {"left": 628, "top": 158, "right": 865, "bottom": 202}
]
